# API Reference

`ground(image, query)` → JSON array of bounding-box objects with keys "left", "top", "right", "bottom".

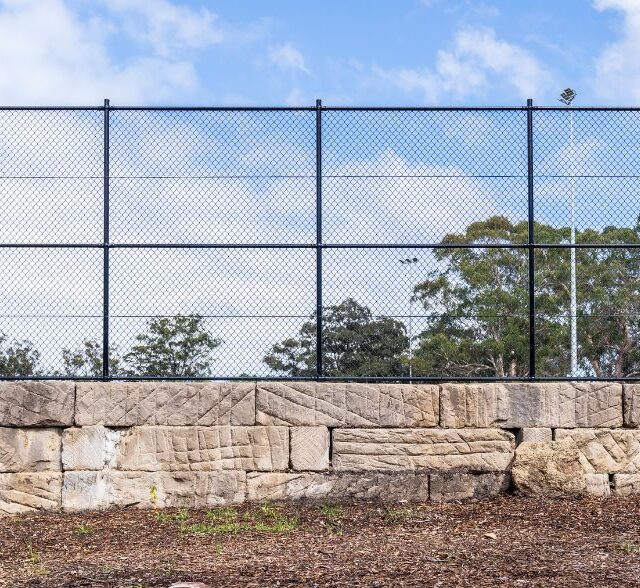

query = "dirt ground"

[{"left": 2, "top": 495, "right": 640, "bottom": 587}]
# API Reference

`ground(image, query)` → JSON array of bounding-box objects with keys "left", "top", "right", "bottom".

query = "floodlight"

[{"left": 559, "top": 88, "right": 576, "bottom": 105}]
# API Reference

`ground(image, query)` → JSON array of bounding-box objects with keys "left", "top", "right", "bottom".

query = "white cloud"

[
  {"left": 0, "top": 0, "right": 222, "bottom": 104},
  {"left": 268, "top": 43, "right": 309, "bottom": 74},
  {"left": 105, "top": 0, "right": 224, "bottom": 56},
  {"left": 377, "top": 27, "right": 549, "bottom": 103},
  {"left": 593, "top": 0, "right": 640, "bottom": 102}
]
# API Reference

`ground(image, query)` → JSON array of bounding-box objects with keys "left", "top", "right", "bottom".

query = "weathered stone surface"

[
  {"left": 75, "top": 381, "right": 255, "bottom": 427},
  {"left": 585, "top": 473, "right": 610, "bottom": 497},
  {"left": 115, "top": 426, "right": 288, "bottom": 472},
  {"left": 512, "top": 438, "right": 586, "bottom": 495},
  {"left": 0, "top": 381, "right": 74, "bottom": 427},
  {"left": 256, "top": 382, "right": 439, "bottom": 427},
  {"left": 0, "top": 473, "right": 62, "bottom": 514},
  {"left": 332, "top": 428, "right": 514, "bottom": 472},
  {"left": 62, "top": 426, "right": 124, "bottom": 471},
  {"left": 440, "top": 382, "right": 622, "bottom": 428},
  {"left": 246, "top": 472, "right": 430, "bottom": 502},
  {"left": 516, "top": 428, "right": 552, "bottom": 444},
  {"left": 62, "top": 470, "right": 246, "bottom": 512},
  {"left": 429, "top": 472, "right": 510, "bottom": 502},
  {"left": 290, "top": 427, "right": 329, "bottom": 471},
  {"left": 0, "top": 428, "right": 61, "bottom": 472},
  {"left": 555, "top": 428, "right": 640, "bottom": 474},
  {"left": 612, "top": 474, "right": 640, "bottom": 496},
  {"left": 623, "top": 384, "right": 640, "bottom": 427}
]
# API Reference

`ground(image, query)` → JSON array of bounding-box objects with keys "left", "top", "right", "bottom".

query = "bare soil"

[{"left": 2, "top": 495, "right": 640, "bottom": 587}]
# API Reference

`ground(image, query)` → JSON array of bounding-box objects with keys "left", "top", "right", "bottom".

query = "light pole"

[
  {"left": 399, "top": 257, "right": 419, "bottom": 378},
  {"left": 559, "top": 88, "right": 578, "bottom": 376}
]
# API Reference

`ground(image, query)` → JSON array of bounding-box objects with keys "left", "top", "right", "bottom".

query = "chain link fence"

[{"left": 0, "top": 102, "right": 638, "bottom": 381}]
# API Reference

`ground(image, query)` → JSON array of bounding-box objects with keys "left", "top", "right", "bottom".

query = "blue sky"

[{"left": 0, "top": 0, "right": 638, "bottom": 106}]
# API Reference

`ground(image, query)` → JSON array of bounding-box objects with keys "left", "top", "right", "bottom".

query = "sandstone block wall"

[{"left": 0, "top": 380, "right": 637, "bottom": 514}]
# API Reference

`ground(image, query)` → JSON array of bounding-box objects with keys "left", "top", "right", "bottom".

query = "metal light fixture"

[
  {"left": 559, "top": 88, "right": 578, "bottom": 377},
  {"left": 559, "top": 88, "right": 576, "bottom": 106},
  {"left": 399, "top": 257, "right": 419, "bottom": 378}
]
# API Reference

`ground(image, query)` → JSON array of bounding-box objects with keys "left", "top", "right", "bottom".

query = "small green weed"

[
  {"left": 25, "top": 542, "right": 41, "bottom": 565},
  {"left": 319, "top": 504, "right": 343, "bottom": 520},
  {"left": 155, "top": 508, "right": 189, "bottom": 523},
  {"left": 384, "top": 507, "right": 411, "bottom": 523},
  {"left": 73, "top": 524, "right": 93, "bottom": 536},
  {"left": 253, "top": 515, "right": 299, "bottom": 533},
  {"left": 206, "top": 506, "right": 237, "bottom": 521},
  {"left": 319, "top": 504, "right": 344, "bottom": 535}
]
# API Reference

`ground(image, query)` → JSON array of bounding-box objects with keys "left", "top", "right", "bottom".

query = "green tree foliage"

[
  {"left": 264, "top": 298, "right": 409, "bottom": 377},
  {"left": 0, "top": 333, "right": 40, "bottom": 376},
  {"left": 412, "top": 216, "right": 640, "bottom": 378},
  {"left": 124, "top": 315, "right": 222, "bottom": 377},
  {"left": 59, "top": 340, "right": 120, "bottom": 377}
]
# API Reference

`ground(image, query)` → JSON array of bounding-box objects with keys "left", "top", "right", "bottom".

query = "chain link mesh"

[{"left": 0, "top": 106, "right": 637, "bottom": 379}]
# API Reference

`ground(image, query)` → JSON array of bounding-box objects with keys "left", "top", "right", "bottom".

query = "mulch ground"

[{"left": 2, "top": 495, "right": 640, "bottom": 587}]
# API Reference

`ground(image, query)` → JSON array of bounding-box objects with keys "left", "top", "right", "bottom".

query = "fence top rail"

[{"left": 1, "top": 104, "right": 640, "bottom": 111}]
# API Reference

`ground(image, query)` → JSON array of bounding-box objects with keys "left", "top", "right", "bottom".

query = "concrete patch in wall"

[{"left": 62, "top": 426, "right": 124, "bottom": 471}]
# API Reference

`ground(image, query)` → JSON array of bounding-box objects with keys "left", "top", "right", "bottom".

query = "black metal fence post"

[
  {"left": 315, "top": 99, "right": 323, "bottom": 380},
  {"left": 102, "top": 98, "right": 110, "bottom": 380},
  {"left": 527, "top": 99, "right": 536, "bottom": 378}
]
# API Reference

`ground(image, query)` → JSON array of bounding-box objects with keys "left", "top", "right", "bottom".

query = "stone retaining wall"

[{"left": 1, "top": 381, "right": 638, "bottom": 514}]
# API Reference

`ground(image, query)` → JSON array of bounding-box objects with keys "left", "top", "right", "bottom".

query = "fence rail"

[{"left": 0, "top": 100, "right": 639, "bottom": 381}]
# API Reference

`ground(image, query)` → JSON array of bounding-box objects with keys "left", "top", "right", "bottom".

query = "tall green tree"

[
  {"left": 264, "top": 298, "right": 408, "bottom": 377},
  {"left": 124, "top": 315, "right": 222, "bottom": 377},
  {"left": 59, "top": 340, "right": 120, "bottom": 377},
  {"left": 0, "top": 333, "right": 40, "bottom": 376},
  {"left": 412, "top": 216, "right": 640, "bottom": 378}
]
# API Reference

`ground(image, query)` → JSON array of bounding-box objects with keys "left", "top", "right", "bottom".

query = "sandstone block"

[
  {"left": 62, "top": 426, "right": 124, "bottom": 471},
  {"left": 555, "top": 429, "right": 640, "bottom": 474},
  {"left": 290, "top": 427, "right": 329, "bottom": 471},
  {"left": 256, "top": 382, "right": 438, "bottom": 427},
  {"left": 623, "top": 384, "right": 640, "bottom": 427},
  {"left": 516, "top": 428, "right": 552, "bottom": 444},
  {"left": 115, "top": 426, "right": 289, "bottom": 472},
  {"left": 440, "top": 382, "right": 621, "bottom": 428},
  {"left": 332, "top": 428, "right": 514, "bottom": 472},
  {"left": 0, "top": 381, "right": 74, "bottom": 426},
  {"left": 75, "top": 381, "right": 255, "bottom": 426},
  {"left": 585, "top": 473, "right": 610, "bottom": 497},
  {"left": 0, "top": 473, "right": 62, "bottom": 514},
  {"left": 62, "top": 470, "right": 246, "bottom": 512},
  {"left": 429, "top": 472, "right": 510, "bottom": 502},
  {"left": 246, "top": 472, "right": 430, "bottom": 502},
  {"left": 512, "top": 438, "right": 586, "bottom": 495},
  {"left": 0, "top": 428, "right": 61, "bottom": 473},
  {"left": 612, "top": 474, "right": 640, "bottom": 496}
]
